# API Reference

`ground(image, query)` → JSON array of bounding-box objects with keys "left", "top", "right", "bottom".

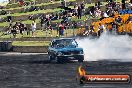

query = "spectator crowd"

[{"left": 0, "top": 0, "right": 132, "bottom": 38}]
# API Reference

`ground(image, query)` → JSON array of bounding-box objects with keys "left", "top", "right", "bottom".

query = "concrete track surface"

[{"left": 0, "top": 54, "right": 132, "bottom": 88}]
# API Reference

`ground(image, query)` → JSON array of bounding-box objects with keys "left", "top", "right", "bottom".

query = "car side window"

[
  {"left": 71, "top": 40, "right": 78, "bottom": 47},
  {"left": 51, "top": 41, "right": 57, "bottom": 48}
]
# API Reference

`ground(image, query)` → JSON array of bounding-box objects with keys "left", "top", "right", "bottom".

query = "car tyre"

[
  {"left": 54, "top": 56, "right": 58, "bottom": 63},
  {"left": 55, "top": 56, "right": 63, "bottom": 63},
  {"left": 54, "top": 56, "right": 59, "bottom": 63},
  {"left": 48, "top": 54, "right": 53, "bottom": 62}
]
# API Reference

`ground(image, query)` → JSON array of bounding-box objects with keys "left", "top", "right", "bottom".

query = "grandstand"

[{"left": 0, "top": 0, "right": 131, "bottom": 38}]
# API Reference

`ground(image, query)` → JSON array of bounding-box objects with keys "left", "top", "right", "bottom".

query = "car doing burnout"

[{"left": 48, "top": 38, "right": 84, "bottom": 63}]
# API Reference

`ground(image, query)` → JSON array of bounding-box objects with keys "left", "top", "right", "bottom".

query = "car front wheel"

[
  {"left": 54, "top": 56, "right": 63, "bottom": 63},
  {"left": 48, "top": 54, "right": 53, "bottom": 62}
]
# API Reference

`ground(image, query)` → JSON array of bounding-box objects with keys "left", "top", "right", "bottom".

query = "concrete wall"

[
  {"left": 0, "top": 41, "right": 13, "bottom": 51},
  {"left": 0, "top": 37, "right": 54, "bottom": 41},
  {"left": 13, "top": 46, "right": 48, "bottom": 53}
]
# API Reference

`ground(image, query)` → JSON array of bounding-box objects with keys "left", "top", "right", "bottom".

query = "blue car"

[{"left": 48, "top": 38, "right": 84, "bottom": 63}]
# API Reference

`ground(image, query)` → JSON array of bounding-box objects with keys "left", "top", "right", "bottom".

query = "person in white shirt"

[
  {"left": 31, "top": 20, "right": 36, "bottom": 37},
  {"left": 103, "top": 12, "right": 109, "bottom": 18},
  {"left": 98, "top": 23, "right": 105, "bottom": 36}
]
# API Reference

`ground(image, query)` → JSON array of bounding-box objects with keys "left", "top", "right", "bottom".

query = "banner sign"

[
  {"left": 84, "top": 74, "right": 130, "bottom": 83},
  {"left": 119, "top": 9, "right": 132, "bottom": 14}
]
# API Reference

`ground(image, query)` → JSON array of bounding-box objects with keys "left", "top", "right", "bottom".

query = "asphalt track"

[{"left": 0, "top": 53, "right": 132, "bottom": 88}]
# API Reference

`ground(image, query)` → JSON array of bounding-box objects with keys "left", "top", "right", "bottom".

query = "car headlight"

[
  {"left": 57, "top": 52, "right": 63, "bottom": 56},
  {"left": 79, "top": 51, "right": 83, "bottom": 54}
]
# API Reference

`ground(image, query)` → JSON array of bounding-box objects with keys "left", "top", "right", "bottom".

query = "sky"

[{"left": 0, "top": 0, "right": 8, "bottom": 3}]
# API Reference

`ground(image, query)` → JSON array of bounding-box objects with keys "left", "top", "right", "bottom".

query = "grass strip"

[{"left": 12, "top": 41, "right": 50, "bottom": 46}]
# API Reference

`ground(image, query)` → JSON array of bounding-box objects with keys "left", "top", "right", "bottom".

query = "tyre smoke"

[{"left": 77, "top": 32, "right": 132, "bottom": 62}]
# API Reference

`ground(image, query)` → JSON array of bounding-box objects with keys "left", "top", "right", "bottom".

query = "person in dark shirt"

[
  {"left": 19, "top": 22, "right": 24, "bottom": 35},
  {"left": 81, "top": 2, "right": 85, "bottom": 10},
  {"left": 7, "top": 16, "right": 12, "bottom": 23},
  {"left": 12, "top": 22, "right": 18, "bottom": 38},
  {"left": 40, "top": 16, "right": 45, "bottom": 28},
  {"left": 116, "top": 16, "right": 122, "bottom": 24},
  {"left": 77, "top": 5, "right": 82, "bottom": 19}
]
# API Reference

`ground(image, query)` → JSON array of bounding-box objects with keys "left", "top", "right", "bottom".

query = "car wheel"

[
  {"left": 54, "top": 56, "right": 62, "bottom": 63},
  {"left": 48, "top": 54, "right": 53, "bottom": 62},
  {"left": 54, "top": 56, "right": 58, "bottom": 62}
]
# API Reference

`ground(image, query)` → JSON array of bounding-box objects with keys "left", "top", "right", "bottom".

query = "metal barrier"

[
  {"left": 0, "top": 15, "right": 87, "bottom": 38},
  {"left": 40, "top": 25, "right": 77, "bottom": 38}
]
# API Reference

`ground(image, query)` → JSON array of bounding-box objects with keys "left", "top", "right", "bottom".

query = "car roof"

[{"left": 52, "top": 38, "right": 74, "bottom": 41}]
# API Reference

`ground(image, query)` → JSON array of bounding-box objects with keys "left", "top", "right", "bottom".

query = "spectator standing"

[
  {"left": 83, "top": 23, "right": 89, "bottom": 36},
  {"left": 72, "top": 21, "right": 77, "bottom": 29},
  {"left": 102, "top": 11, "right": 109, "bottom": 18},
  {"left": 46, "top": 14, "right": 50, "bottom": 29},
  {"left": 60, "top": 0, "right": 66, "bottom": 7},
  {"left": 7, "top": 12, "right": 12, "bottom": 23},
  {"left": 115, "top": 16, "right": 122, "bottom": 24},
  {"left": 31, "top": 20, "right": 36, "bottom": 37},
  {"left": 48, "top": 25, "right": 53, "bottom": 37},
  {"left": 40, "top": 15, "right": 46, "bottom": 30},
  {"left": 74, "top": 3, "right": 78, "bottom": 16},
  {"left": 24, "top": 24, "right": 30, "bottom": 35},
  {"left": 59, "top": 23, "right": 65, "bottom": 36},
  {"left": 19, "top": 0, "right": 24, "bottom": 6},
  {"left": 8, "top": 23, "right": 12, "bottom": 38},
  {"left": 89, "top": 6, "right": 95, "bottom": 18},
  {"left": 55, "top": 23, "right": 59, "bottom": 36},
  {"left": 77, "top": 5, "right": 82, "bottom": 19},
  {"left": 112, "top": 22, "right": 117, "bottom": 34},
  {"left": 12, "top": 22, "right": 18, "bottom": 38},
  {"left": 98, "top": 23, "right": 105, "bottom": 36},
  {"left": 81, "top": 1, "right": 85, "bottom": 15},
  {"left": 85, "top": 23, "right": 89, "bottom": 31},
  {"left": 95, "top": 8, "right": 101, "bottom": 18},
  {"left": 18, "top": 22, "right": 24, "bottom": 36}
]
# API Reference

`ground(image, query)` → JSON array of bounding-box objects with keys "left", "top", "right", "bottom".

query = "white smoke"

[{"left": 77, "top": 32, "right": 132, "bottom": 62}]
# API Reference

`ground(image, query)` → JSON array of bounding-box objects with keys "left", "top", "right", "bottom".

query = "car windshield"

[{"left": 52, "top": 39, "right": 78, "bottom": 48}]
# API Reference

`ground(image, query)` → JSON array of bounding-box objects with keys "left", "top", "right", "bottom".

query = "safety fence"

[{"left": 0, "top": 25, "right": 80, "bottom": 38}]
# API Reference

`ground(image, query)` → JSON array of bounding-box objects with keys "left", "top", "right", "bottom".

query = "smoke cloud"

[{"left": 77, "top": 32, "right": 132, "bottom": 62}]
